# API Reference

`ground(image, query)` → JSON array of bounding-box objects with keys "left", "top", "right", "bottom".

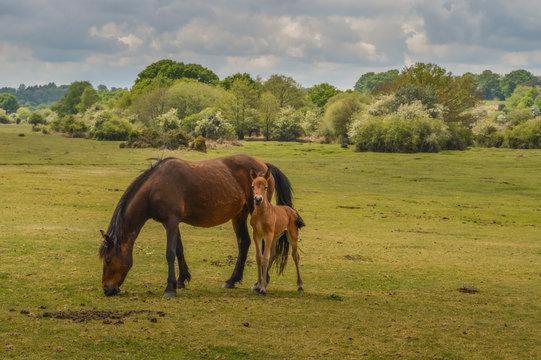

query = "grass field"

[{"left": 0, "top": 124, "right": 539, "bottom": 359}]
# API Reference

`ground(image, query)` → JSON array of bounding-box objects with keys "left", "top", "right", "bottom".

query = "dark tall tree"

[
  {"left": 476, "top": 70, "right": 503, "bottom": 100},
  {"left": 500, "top": 70, "right": 538, "bottom": 98},
  {"left": 134, "top": 59, "right": 219, "bottom": 87},
  {"left": 221, "top": 73, "right": 257, "bottom": 90},
  {"left": 354, "top": 69, "right": 399, "bottom": 93},
  {"left": 51, "top": 81, "right": 94, "bottom": 116},
  {"left": 0, "top": 93, "right": 20, "bottom": 113}
]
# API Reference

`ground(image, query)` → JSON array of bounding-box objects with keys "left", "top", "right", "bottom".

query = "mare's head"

[
  {"left": 99, "top": 229, "right": 133, "bottom": 296},
  {"left": 250, "top": 169, "right": 271, "bottom": 206}
]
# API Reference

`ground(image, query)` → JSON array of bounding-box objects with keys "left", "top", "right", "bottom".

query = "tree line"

[{"left": 1, "top": 60, "right": 540, "bottom": 151}]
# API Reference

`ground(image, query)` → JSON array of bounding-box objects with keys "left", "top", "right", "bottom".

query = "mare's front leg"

[
  {"left": 163, "top": 221, "right": 179, "bottom": 299},
  {"left": 176, "top": 229, "right": 191, "bottom": 289},
  {"left": 223, "top": 208, "right": 251, "bottom": 288}
]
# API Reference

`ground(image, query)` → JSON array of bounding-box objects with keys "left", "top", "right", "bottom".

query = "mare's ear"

[
  {"left": 250, "top": 169, "right": 258, "bottom": 180},
  {"left": 100, "top": 230, "right": 110, "bottom": 242},
  {"left": 264, "top": 168, "right": 271, "bottom": 180}
]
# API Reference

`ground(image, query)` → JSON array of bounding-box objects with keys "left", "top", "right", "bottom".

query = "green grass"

[{"left": 1, "top": 124, "right": 540, "bottom": 359}]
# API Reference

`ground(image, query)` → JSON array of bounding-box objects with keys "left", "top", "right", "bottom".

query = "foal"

[{"left": 249, "top": 169, "right": 305, "bottom": 294}]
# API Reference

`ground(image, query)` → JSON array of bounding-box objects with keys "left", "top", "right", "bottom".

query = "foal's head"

[{"left": 250, "top": 169, "right": 271, "bottom": 206}]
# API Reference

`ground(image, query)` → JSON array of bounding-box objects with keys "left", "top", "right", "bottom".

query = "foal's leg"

[
  {"left": 259, "top": 232, "right": 274, "bottom": 295},
  {"left": 224, "top": 208, "right": 251, "bottom": 288},
  {"left": 163, "top": 221, "right": 179, "bottom": 299},
  {"left": 289, "top": 230, "right": 303, "bottom": 293},
  {"left": 251, "top": 233, "right": 263, "bottom": 292},
  {"left": 176, "top": 229, "right": 191, "bottom": 289}
]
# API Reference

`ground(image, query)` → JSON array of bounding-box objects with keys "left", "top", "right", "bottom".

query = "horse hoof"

[
  {"left": 163, "top": 291, "right": 176, "bottom": 299},
  {"left": 258, "top": 289, "right": 267, "bottom": 296},
  {"left": 177, "top": 280, "right": 186, "bottom": 289},
  {"left": 222, "top": 282, "right": 235, "bottom": 289},
  {"left": 297, "top": 287, "right": 304, "bottom": 294}
]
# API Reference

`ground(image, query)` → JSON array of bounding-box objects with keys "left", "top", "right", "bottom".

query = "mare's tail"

[{"left": 266, "top": 162, "right": 294, "bottom": 275}]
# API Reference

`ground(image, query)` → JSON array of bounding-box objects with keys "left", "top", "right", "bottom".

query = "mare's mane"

[{"left": 98, "top": 157, "right": 176, "bottom": 257}]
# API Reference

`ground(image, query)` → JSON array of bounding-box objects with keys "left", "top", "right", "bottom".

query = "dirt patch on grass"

[
  {"left": 343, "top": 254, "right": 372, "bottom": 262},
  {"left": 336, "top": 205, "right": 361, "bottom": 210},
  {"left": 458, "top": 285, "right": 479, "bottom": 294},
  {"left": 23, "top": 309, "right": 166, "bottom": 323}
]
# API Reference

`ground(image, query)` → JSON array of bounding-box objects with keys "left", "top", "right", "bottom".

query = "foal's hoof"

[
  {"left": 163, "top": 291, "right": 176, "bottom": 299},
  {"left": 251, "top": 282, "right": 261, "bottom": 292},
  {"left": 297, "top": 287, "right": 304, "bottom": 295},
  {"left": 222, "top": 282, "right": 235, "bottom": 289},
  {"left": 258, "top": 288, "right": 267, "bottom": 296}
]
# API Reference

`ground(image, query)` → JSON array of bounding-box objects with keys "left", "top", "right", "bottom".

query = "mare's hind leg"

[
  {"left": 163, "top": 221, "right": 179, "bottom": 299},
  {"left": 176, "top": 229, "right": 191, "bottom": 289},
  {"left": 289, "top": 231, "right": 303, "bottom": 293},
  {"left": 224, "top": 208, "right": 251, "bottom": 288}
]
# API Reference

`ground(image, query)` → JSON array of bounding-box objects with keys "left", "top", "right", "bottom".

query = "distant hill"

[{"left": 0, "top": 83, "right": 69, "bottom": 107}]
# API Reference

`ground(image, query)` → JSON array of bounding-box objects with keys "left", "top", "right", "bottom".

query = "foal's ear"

[
  {"left": 264, "top": 168, "right": 271, "bottom": 180},
  {"left": 250, "top": 169, "right": 258, "bottom": 180}
]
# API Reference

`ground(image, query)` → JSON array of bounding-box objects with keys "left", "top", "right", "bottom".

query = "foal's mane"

[{"left": 99, "top": 157, "right": 176, "bottom": 257}]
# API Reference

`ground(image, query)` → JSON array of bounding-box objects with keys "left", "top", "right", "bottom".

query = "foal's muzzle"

[
  {"left": 254, "top": 195, "right": 263, "bottom": 205},
  {"left": 103, "top": 285, "right": 120, "bottom": 297}
]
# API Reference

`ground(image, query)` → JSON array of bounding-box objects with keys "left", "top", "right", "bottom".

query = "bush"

[
  {"left": 189, "top": 136, "right": 207, "bottom": 152},
  {"left": 507, "top": 108, "right": 533, "bottom": 126},
  {"left": 271, "top": 107, "right": 304, "bottom": 141},
  {"left": 124, "top": 128, "right": 191, "bottom": 149},
  {"left": 0, "top": 109, "right": 11, "bottom": 124},
  {"left": 349, "top": 113, "right": 450, "bottom": 153},
  {"left": 154, "top": 108, "right": 180, "bottom": 130},
  {"left": 193, "top": 110, "right": 235, "bottom": 140},
  {"left": 51, "top": 115, "right": 88, "bottom": 138},
  {"left": 93, "top": 117, "right": 135, "bottom": 141},
  {"left": 505, "top": 118, "right": 541, "bottom": 149},
  {"left": 446, "top": 122, "right": 473, "bottom": 150},
  {"left": 28, "top": 112, "right": 46, "bottom": 126},
  {"left": 472, "top": 118, "right": 505, "bottom": 147},
  {"left": 322, "top": 92, "right": 369, "bottom": 141}
]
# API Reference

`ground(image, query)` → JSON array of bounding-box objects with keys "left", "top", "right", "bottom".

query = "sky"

[{"left": 1, "top": 0, "right": 540, "bottom": 89}]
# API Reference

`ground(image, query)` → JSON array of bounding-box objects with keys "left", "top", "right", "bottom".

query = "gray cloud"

[{"left": 0, "top": 0, "right": 540, "bottom": 89}]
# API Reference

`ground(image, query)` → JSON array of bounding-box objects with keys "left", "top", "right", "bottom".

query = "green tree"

[
  {"left": 500, "top": 70, "right": 538, "bottom": 98},
  {"left": 391, "top": 63, "right": 479, "bottom": 123},
  {"left": 354, "top": 70, "right": 399, "bottom": 93},
  {"left": 219, "top": 78, "right": 259, "bottom": 139},
  {"left": 77, "top": 87, "right": 99, "bottom": 112},
  {"left": 134, "top": 59, "right": 219, "bottom": 88},
  {"left": 322, "top": 92, "right": 369, "bottom": 142},
  {"left": 476, "top": 70, "right": 503, "bottom": 100},
  {"left": 258, "top": 91, "right": 280, "bottom": 140},
  {"left": 307, "top": 83, "right": 340, "bottom": 108},
  {"left": 52, "top": 81, "right": 94, "bottom": 116},
  {"left": 164, "top": 79, "right": 225, "bottom": 119},
  {"left": 0, "top": 93, "right": 20, "bottom": 113},
  {"left": 221, "top": 73, "right": 257, "bottom": 90},
  {"left": 263, "top": 74, "right": 305, "bottom": 108},
  {"left": 505, "top": 85, "right": 539, "bottom": 110}
]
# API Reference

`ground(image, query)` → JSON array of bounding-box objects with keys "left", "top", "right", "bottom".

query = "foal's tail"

[
  {"left": 295, "top": 212, "right": 306, "bottom": 229},
  {"left": 275, "top": 211, "right": 305, "bottom": 275},
  {"left": 266, "top": 162, "right": 294, "bottom": 275}
]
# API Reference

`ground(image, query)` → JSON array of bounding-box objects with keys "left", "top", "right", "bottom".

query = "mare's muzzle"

[{"left": 103, "top": 285, "right": 120, "bottom": 297}]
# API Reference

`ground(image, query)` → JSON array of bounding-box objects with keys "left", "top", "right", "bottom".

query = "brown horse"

[
  {"left": 249, "top": 169, "right": 305, "bottom": 295},
  {"left": 98, "top": 155, "right": 294, "bottom": 298}
]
